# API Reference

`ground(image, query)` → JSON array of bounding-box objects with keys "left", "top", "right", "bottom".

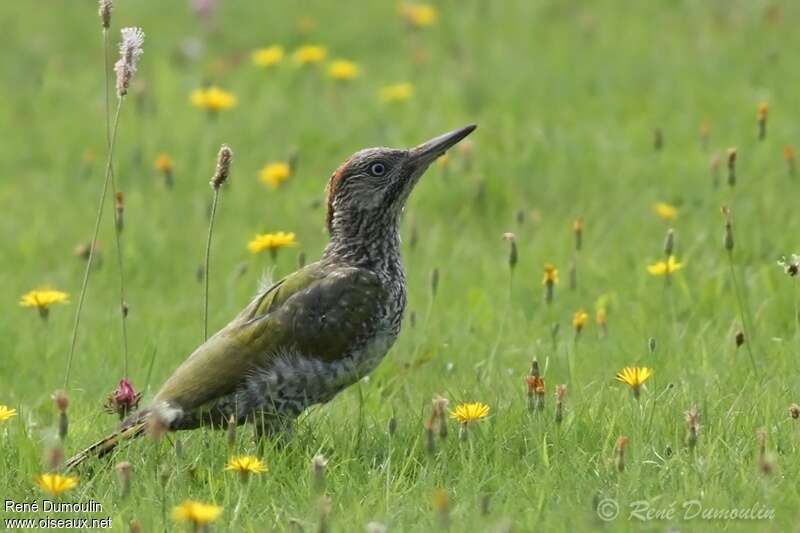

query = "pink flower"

[{"left": 105, "top": 378, "right": 142, "bottom": 420}]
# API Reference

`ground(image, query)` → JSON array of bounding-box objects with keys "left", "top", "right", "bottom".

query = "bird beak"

[{"left": 409, "top": 124, "right": 477, "bottom": 166}]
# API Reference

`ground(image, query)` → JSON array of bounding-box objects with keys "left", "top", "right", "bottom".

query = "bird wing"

[{"left": 153, "top": 263, "right": 386, "bottom": 411}]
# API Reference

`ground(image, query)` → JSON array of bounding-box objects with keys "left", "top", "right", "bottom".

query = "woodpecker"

[{"left": 66, "top": 124, "right": 476, "bottom": 468}]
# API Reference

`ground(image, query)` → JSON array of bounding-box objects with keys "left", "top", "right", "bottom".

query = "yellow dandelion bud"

[
  {"left": 258, "top": 162, "right": 291, "bottom": 189},
  {"left": 327, "top": 59, "right": 359, "bottom": 81},
  {"left": 252, "top": 45, "right": 284, "bottom": 68},
  {"left": 652, "top": 202, "right": 677, "bottom": 221},
  {"left": 293, "top": 45, "right": 327, "bottom": 65},
  {"left": 400, "top": 3, "right": 437, "bottom": 28},
  {"left": 646, "top": 256, "right": 683, "bottom": 276},
  {"left": 379, "top": 83, "right": 414, "bottom": 103},
  {"left": 190, "top": 86, "right": 237, "bottom": 113},
  {"left": 572, "top": 310, "right": 588, "bottom": 332},
  {"left": 171, "top": 500, "right": 223, "bottom": 526}
]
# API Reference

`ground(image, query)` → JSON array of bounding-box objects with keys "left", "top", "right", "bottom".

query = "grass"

[{"left": 2, "top": 0, "right": 800, "bottom": 530}]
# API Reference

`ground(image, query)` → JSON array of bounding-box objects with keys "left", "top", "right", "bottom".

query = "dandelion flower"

[
  {"left": 542, "top": 264, "right": 559, "bottom": 285},
  {"left": 259, "top": 162, "right": 291, "bottom": 189},
  {"left": 20, "top": 289, "right": 69, "bottom": 320},
  {"left": 247, "top": 232, "right": 297, "bottom": 255},
  {"left": 450, "top": 402, "right": 489, "bottom": 424},
  {"left": 615, "top": 366, "right": 653, "bottom": 398},
  {"left": 379, "top": 83, "right": 414, "bottom": 103},
  {"left": 293, "top": 45, "right": 327, "bottom": 65},
  {"left": 327, "top": 59, "right": 360, "bottom": 81},
  {"left": 252, "top": 45, "right": 284, "bottom": 68},
  {"left": 0, "top": 405, "right": 17, "bottom": 423},
  {"left": 154, "top": 153, "right": 173, "bottom": 173},
  {"left": 190, "top": 86, "right": 237, "bottom": 113},
  {"left": 224, "top": 455, "right": 267, "bottom": 476},
  {"left": 647, "top": 256, "right": 684, "bottom": 276},
  {"left": 652, "top": 202, "right": 678, "bottom": 221},
  {"left": 400, "top": 3, "right": 437, "bottom": 27},
  {"left": 34, "top": 474, "right": 78, "bottom": 496},
  {"left": 171, "top": 500, "right": 223, "bottom": 526},
  {"left": 757, "top": 102, "right": 768, "bottom": 121},
  {"left": 572, "top": 310, "right": 588, "bottom": 333}
]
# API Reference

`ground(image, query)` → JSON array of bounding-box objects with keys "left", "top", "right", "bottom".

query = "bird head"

[{"left": 325, "top": 124, "right": 476, "bottom": 235}]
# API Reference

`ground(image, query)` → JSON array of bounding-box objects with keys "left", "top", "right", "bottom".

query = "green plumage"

[{"left": 154, "top": 263, "right": 385, "bottom": 412}]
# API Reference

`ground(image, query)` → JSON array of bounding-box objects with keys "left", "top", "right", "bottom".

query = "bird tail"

[{"left": 64, "top": 420, "right": 147, "bottom": 471}]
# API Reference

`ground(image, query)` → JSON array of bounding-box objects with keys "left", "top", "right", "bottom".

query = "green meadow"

[{"left": 2, "top": 1, "right": 800, "bottom": 531}]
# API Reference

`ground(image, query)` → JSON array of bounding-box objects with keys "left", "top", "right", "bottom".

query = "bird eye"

[{"left": 369, "top": 162, "right": 386, "bottom": 176}]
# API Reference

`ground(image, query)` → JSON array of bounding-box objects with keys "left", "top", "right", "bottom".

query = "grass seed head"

[
  {"left": 726, "top": 148, "right": 737, "bottom": 187},
  {"left": 735, "top": 330, "right": 745, "bottom": 348},
  {"left": 311, "top": 454, "right": 328, "bottom": 495},
  {"left": 721, "top": 205, "right": 734, "bottom": 251},
  {"left": 615, "top": 436, "right": 628, "bottom": 472},
  {"left": 226, "top": 414, "right": 236, "bottom": 448},
  {"left": 210, "top": 144, "right": 233, "bottom": 190},
  {"left": 664, "top": 228, "right": 675, "bottom": 256},
  {"left": 44, "top": 442, "right": 63, "bottom": 471},
  {"left": 98, "top": 0, "right": 112, "bottom": 29},
  {"left": 116, "top": 461, "right": 132, "bottom": 498},
  {"left": 685, "top": 406, "right": 700, "bottom": 450},
  {"left": 757, "top": 102, "right": 768, "bottom": 140},
  {"left": 52, "top": 390, "right": 68, "bottom": 440},
  {"left": 554, "top": 384, "right": 566, "bottom": 424},
  {"left": 573, "top": 216, "right": 584, "bottom": 251},
  {"left": 114, "top": 192, "right": 124, "bottom": 233},
  {"left": 114, "top": 27, "right": 145, "bottom": 98},
  {"left": 502, "top": 232, "right": 517, "bottom": 271}
]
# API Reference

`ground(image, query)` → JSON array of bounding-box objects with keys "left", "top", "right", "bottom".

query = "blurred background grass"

[{"left": 1, "top": 0, "right": 800, "bottom": 531}]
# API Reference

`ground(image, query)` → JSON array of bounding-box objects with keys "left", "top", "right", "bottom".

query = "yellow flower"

[
  {"left": 572, "top": 310, "right": 588, "bottom": 332},
  {"left": 652, "top": 202, "right": 678, "bottom": 221},
  {"left": 252, "top": 45, "right": 284, "bottom": 68},
  {"left": 542, "top": 264, "right": 559, "bottom": 286},
  {"left": 615, "top": 366, "right": 653, "bottom": 397},
  {"left": 171, "top": 500, "right": 223, "bottom": 526},
  {"left": 0, "top": 405, "right": 17, "bottom": 422},
  {"left": 757, "top": 102, "right": 768, "bottom": 121},
  {"left": 293, "top": 45, "right": 327, "bottom": 65},
  {"left": 190, "top": 86, "right": 237, "bottom": 113},
  {"left": 449, "top": 402, "right": 489, "bottom": 424},
  {"left": 20, "top": 289, "right": 69, "bottom": 311},
  {"left": 224, "top": 455, "right": 267, "bottom": 476},
  {"left": 154, "top": 153, "right": 173, "bottom": 173},
  {"left": 247, "top": 232, "right": 298, "bottom": 255},
  {"left": 327, "top": 59, "right": 360, "bottom": 81},
  {"left": 400, "top": 3, "right": 438, "bottom": 27},
  {"left": 379, "top": 82, "right": 414, "bottom": 103},
  {"left": 258, "top": 162, "right": 291, "bottom": 189},
  {"left": 647, "top": 256, "right": 684, "bottom": 276},
  {"left": 34, "top": 474, "right": 78, "bottom": 496}
]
